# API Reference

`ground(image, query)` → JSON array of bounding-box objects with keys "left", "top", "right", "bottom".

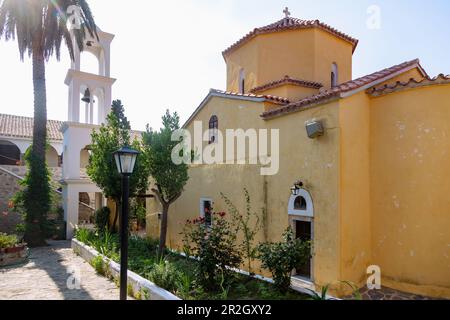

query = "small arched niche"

[{"left": 288, "top": 189, "right": 314, "bottom": 217}]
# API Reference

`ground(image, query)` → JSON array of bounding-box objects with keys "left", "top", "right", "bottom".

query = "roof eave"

[{"left": 261, "top": 95, "right": 341, "bottom": 120}]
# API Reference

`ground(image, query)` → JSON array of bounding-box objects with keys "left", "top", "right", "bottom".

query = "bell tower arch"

[{"left": 65, "top": 27, "right": 116, "bottom": 125}]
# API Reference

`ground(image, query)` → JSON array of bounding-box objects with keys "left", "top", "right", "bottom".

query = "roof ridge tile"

[
  {"left": 250, "top": 75, "right": 323, "bottom": 93},
  {"left": 368, "top": 74, "right": 450, "bottom": 96},
  {"left": 223, "top": 16, "right": 358, "bottom": 57}
]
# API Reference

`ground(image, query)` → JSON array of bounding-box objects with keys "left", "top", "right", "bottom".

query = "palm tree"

[{"left": 0, "top": 0, "right": 97, "bottom": 247}]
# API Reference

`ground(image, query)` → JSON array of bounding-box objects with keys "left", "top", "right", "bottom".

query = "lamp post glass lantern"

[
  {"left": 114, "top": 146, "right": 139, "bottom": 175},
  {"left": 113, "top": 146, "right": 139, "bottom": 300}
]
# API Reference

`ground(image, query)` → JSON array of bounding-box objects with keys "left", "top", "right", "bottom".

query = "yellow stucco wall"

[
  {"left": 225, "top": 28, "right": 353, "bottom": 93},
  {"left": 369, "top": 84, "right": 450, "bottom": 298},
  {"left": 338, "top": 92, "right": 373, "bottom": 291},
  {"left": 314, "top": 29, "right": 353, "bottom": 87},
  {"left": 226, "top": 38, "right": 260, "bottom": 94},
  {"left": 265, "top": 102, "right": 341, "bottom": 287},
  {"left": 146, "top": 94, "right": 343, "bottom": 288}
]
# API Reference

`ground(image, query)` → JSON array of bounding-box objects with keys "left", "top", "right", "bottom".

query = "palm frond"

[
  {"left": 0, "top": 0, "right": 98, "bottom": 61},
  {"left": 77, "top": 0, "right": 97, "bottom": 39}
]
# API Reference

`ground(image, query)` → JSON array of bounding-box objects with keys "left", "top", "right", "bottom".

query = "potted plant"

[{"left": 0, "top": 233, "right": 28, "bottom": 266}]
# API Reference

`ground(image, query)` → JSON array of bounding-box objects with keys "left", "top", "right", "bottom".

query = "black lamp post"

[{"left": 113, "top": 146, "right": 139, "bottom": 301}]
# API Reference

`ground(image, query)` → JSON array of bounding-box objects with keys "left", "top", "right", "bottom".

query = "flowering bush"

[
  {"left": 182, "top": 212, "right": 242, "bottom": 290},
  {"left": 221, "top": 189, "right": 263, "bottom": 275}
]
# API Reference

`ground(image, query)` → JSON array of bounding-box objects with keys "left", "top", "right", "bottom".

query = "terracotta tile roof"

[
  {"left": 183, "top": 89, "right": 290, "bottom": 128},
  {"left": 223, "top": 17, "right": 359, "bottom": 57},
  {"left": 0, "top": 113, "right": 63, "bottom": 141},
  {"left": 250, "top": 76, "right": 323, "bottom": 93},
  {"left": 261, "top": 59, "right": 426, "bottom": 119},
  {"left": 210, "top": 89, "right": 290, "bottom": 105},
  {"left": 368, "top": 74, "right": 450, "bottom": 97}
]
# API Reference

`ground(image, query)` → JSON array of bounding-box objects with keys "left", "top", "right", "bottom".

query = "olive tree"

[{"left": 143, "top": 110, "right": 189, "bottom": 256}]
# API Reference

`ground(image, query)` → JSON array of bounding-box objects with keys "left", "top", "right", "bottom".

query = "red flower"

[{"left": 7, "top": 201, "right": 14, "bottom": 209}]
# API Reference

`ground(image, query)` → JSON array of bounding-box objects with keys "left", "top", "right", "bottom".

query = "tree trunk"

[
  {"left": 158, "top": 204, "right": 169, "bottom": 257},
  {"left": 23, "top": 45, "right": 50, "bottom": 247},
  {"left": 110, "top": 199, "right": 120, "bottom": 233}
]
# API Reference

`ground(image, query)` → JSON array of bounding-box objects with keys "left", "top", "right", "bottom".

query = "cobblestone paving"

[
  {"left": 345, "top": 286, "right": 436, "bottom": 300},
  {"left": 0, "top": 241, "right": 120, "bottom": 300}
]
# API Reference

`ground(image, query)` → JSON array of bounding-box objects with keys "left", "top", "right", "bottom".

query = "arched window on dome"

[
  {"left": 209, "top": 115, "right": 219, "bottom": 144},
  {"left": 239, "top": 69, "right": 245, "bottom": 94},
  {"left": 331, "top": 63, "right": 339, "bottom": 87}
]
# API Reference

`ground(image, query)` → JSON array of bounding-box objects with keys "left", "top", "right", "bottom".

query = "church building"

[{"left": 146, "top": 11, "right": 450, "bottom": 298}]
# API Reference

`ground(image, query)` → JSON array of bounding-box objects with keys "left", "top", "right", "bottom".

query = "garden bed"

[
  {"left": 74, "top": 229, "right": 309, "bottom": 300},
  {"left": 0, "top": 233, "right": 28, "bottom": 267},
  {"left": 72, "top": 238, "right": 180, "bottom": 300}
]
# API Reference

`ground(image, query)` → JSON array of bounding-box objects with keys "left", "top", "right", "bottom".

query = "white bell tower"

[
  {"left": 65, "top": 27, "right": 116, "bottom": 125},
  {"left": 62, "top": 26, "right": 116, "bottom": 239}
]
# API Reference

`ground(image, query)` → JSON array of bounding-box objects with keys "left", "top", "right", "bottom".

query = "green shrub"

[
  {"left": 134, "top": 290, "right": 142, "bottom": 300},
  {"left": 130, "top": 199, "right": 147, "bottom": 227},
  {"left": 182, "top": 213, "right": 242, "bottom": 291},
  {"left": 15, "top": 224, "right": 26, "bottom": 234},
  {"left": 127, "top": 284, "right": 135, "bottom": 297},
  {"left": 309, "top": 285, "right": 330, "bottom": 300},
  {"left": 175, "top": 273, "right": 193, "bottom": 299},
  {"left": 96, "top": 230, "right": 119, "bottom": 260},
  {"left": 142, "top": 288, "right": 151, "bottom": 300},
  {"left": 147, "top": 258, "right": 180, "bottom": 292},
  {"left": 0, "top": 233, "right": 19, "bottom": 249},
  {"left": 258, "top": 228, "right": 311, "bottom": 293},
  {"left": 56, "top": 206, "right": 64, "bottom": 221},
  {"left": 75, "top": 228, "right": 93, "bottom": 245},
  {"left": 91, "top": 255, "right": 105, "bottom": 275},
  {"left": 94, "top": 207, "right": 110, "bottom": 232}
]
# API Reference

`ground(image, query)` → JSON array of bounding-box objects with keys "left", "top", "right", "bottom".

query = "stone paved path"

[
  {"left": 343, "top": 286, "right": 439, "bottom": 300},
  {"left": 0, "top": 241, "right": 120, "bottom": 300},
  {"left": 357, "top": 286, "right": 434, "bottom": 300}
]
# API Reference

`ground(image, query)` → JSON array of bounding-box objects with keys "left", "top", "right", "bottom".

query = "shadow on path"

[{"left": 26, "top": 240, "right": 95, "bottom": 300}]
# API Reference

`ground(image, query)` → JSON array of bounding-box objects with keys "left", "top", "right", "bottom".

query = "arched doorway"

[
  {"left": 288, "top": 188, "right": 314, "bottom": 280},
  {"left": 0, "top": 140, "right": 21, "bottom": 165}
]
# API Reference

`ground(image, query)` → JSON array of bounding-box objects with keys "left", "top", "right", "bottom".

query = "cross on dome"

[{"left": 283, "top": 7, "right": 291, "bottom": 18}]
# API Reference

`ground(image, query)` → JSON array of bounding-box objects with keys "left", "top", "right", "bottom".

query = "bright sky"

[{"left": 0, "top": 0, "right": 449, "bottom": 130}]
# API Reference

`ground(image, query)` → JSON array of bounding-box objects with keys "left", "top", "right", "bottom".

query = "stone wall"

[{"left": 0, "top": 168, "right": 23, "bottom": 234}]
